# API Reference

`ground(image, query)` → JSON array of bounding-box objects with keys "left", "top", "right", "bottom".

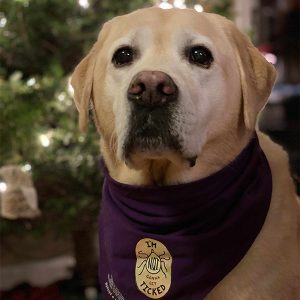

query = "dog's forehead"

[{"left": 101, "top": 8, "right": 226, "bottom": 48}]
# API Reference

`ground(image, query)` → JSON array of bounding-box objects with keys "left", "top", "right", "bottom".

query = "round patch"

[{"left": 135, "top": 238, "right": 172, "bottom": 299}]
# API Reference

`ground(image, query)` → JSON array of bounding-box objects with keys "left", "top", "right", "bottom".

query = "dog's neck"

[{"left": 101, "top": 128, "right": 252, "bottom": 186}]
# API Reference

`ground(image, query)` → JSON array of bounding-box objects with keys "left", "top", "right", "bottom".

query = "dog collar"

[{"left": 99, "top": 134, "right": 272, "bottom": 300}]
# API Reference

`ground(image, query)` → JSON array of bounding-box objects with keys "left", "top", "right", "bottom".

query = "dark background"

[{"left": 0, "top": 0, "right": 299, "bottom": 299}]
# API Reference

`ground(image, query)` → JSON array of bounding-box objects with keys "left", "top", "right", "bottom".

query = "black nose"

[{"left": 127, "top": 71, "right": 178, "bottom": 106}]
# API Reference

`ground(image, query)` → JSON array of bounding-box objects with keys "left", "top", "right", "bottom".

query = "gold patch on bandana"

[{"left": 135, "top": 238, "right": 172, "bottom": 299}]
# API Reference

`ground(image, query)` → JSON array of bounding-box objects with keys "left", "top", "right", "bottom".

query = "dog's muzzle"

[{"left": 124, "top": 71, "right": 181, "bottom": 159}]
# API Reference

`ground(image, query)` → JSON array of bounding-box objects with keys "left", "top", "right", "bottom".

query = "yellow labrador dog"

[{"left": 71, "top": 7, "right": 299, "bottom": 300}]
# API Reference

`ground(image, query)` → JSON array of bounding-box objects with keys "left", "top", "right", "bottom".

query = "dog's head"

[{"left": 71, "top": 8, "right": 276, "bottom": 174}]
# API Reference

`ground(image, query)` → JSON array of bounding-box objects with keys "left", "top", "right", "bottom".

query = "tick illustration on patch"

[{"left": 135, "top": 238, "right": 172, "bottom": 299}]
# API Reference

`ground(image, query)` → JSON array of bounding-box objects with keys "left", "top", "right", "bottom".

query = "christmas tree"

[
  {"left": 0, "top": 0, "right": 153, "bottom": 293},
  {"left": 0, "top": 0, "right": 154, "bottom": 235}
]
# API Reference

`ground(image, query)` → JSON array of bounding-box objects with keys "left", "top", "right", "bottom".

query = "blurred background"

[{"left": 0, "top": 0, "right": 299, "bottom": 299}]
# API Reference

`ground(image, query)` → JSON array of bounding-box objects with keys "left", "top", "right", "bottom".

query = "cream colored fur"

[{"left": 71, "top": 8, "right": 300, "bottom": 299}]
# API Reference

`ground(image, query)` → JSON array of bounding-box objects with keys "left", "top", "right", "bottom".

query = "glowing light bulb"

[
  {"left": 22, "top": 164, "right": 32, "bottom": 172},
  {"left": 27, "top": 78, "right": 36, "bottom": 86},
  {"left": 0, "top": 182, "right": 7, "bottom": 193},
  {"left": 39, "top": 134, "right": 50, "bottom": 147},
  {"left": 78, "top": 0, "right": 89, "bottom": 9},
  {"left": 58, "top": 93, "right": 66, "bottom": 102},
  {"left": 0, "top": 17, "right": 7, "bottom": 28},
  {"left": 159, "top": 1, "right": 173, "bottom": 9},
  {"left": 194, "top": 4, "right": 204, "bottom": 13},
  {"left": 174, "top": 0, "right": 186, "bottom": 9}
]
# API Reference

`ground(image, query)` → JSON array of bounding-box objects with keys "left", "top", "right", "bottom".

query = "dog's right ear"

[
  {"left": 71, "top": 21, "right": 112, "bottom": 132},
  {"left": 71, "top": 43, "right": 98, "bottom": 132}
]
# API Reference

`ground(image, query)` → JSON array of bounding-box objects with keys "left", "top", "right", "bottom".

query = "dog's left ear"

[{"left": 227, "top": 22, "right": 277, "bottom": 129}]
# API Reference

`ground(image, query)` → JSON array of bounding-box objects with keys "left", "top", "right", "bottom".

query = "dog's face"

[
  {"left": 97, "top": 9, "right": 241, "bottom": 168},
  {"left": 71, "top": 8, "right": 276, "bottom": 174}
]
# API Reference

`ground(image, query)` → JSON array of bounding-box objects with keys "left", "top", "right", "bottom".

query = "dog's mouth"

[{"left": 123, "top": 104, "right": 181, "bottom": 159}]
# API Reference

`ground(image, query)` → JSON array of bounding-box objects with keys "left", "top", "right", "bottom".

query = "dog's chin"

[
  {"left": 123, "top": 138, "right": 197, "bottom": 170},
  {"left": 125, "top": 150, "right": 187, "bottom": 170}
]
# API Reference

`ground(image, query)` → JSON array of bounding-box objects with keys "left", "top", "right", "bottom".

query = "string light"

[
  {"left": 159, "top": 0, "right": 173, "bottom": 9},
  {"left": 0, "top": 16, "right": 7, "bottom": 28},
  {"left": 0, "top": 182, "right": 7, "bottom": 193},
  {"left": 27, "top": 78, "right": 36, "bottom": 86},
  {"left": 194, "top": 4, "right": 204, "bottom": 13},
  {"left": 158, "top": 1, "right": 203, "bottom": 12},
  {"left": 57, "top": 92, "right": 72, "bottom": 106},
  {"left": 58, "top": 92, "right": 66, "bottom": 102},
  {"left": 39, "top": 134, "right": 51, "bottom": 147},
  {"left": 78, "top": 0, "right": 89, "bottom": 9},
  {"left": 174, "top": 0, "right": 186, "bottom": 9},
  {"left": 22, "top": 163, "right": 32, "bottom": 172}
]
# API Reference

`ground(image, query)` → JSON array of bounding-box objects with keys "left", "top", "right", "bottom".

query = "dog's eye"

[
  {"left": 112, "top": 46, "right": 134, "bottom": 67},
  {"left": 187, "top": 46, "right": 213, "bottom": 68}
]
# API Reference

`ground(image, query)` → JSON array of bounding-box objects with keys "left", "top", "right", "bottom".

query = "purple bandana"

[{"left": 99, "top": 135, "right": 272, "bottom": 300}]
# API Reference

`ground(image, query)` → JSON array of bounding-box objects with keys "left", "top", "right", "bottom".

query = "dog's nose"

[{"left": 127, "top": 71, "right": 178, "bottom": 106}]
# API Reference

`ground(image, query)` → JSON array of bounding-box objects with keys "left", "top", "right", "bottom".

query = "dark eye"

[
  {"left": 112, "top": 46, "right": 134, "bottom": 67},
  {"left": 187, "top": 46, "right": 213, "bottom": 68}
]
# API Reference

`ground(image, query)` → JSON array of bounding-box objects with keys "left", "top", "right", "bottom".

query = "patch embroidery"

[{"left": 135, "top": 238, "right": 172, "bottom": 299}]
